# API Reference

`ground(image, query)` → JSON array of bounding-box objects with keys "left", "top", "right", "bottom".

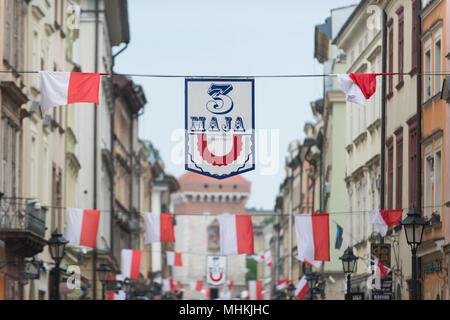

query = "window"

[
  {"left": 1, "top": 117, "right": 18, "bottom": 198},
  {"left": 424, "top": 47, "right": 432, "bottom": 100},
  {"left": 397, "top": 7, "right": 404, "bottom": 86},
  {"left": 348, "top": 192, "right": 353, "bottom": 245},
  {"left": 387, "top": 19, "right": 394, "bottom": 97},
  {"left": 356, "top": 186, "right": 361, "bottom": 242},
  {"left": 362, "top": 183, "right": 366, "bottom": 240},
  {"left": 3, "top": 1, "right": 25, "bottom": 70},
  {"left": 395, "top": 129, "right": 403, "bottom": 210},
  {"left": 387, "top": 137, "right": 394, "bottom": 210},
  {"left": 434, "top": 35, "right": 442, "bottom": 95},
  {"left": 411, "top": 0, "right": 418, "bottom": 71},
  {"left": 424, "top": 145, "right": 432, "bottom": 218},
  {"left": 408, "top": 116, "right": 418, "bottom": 208},
  {"left": 434, "top": 146, "right": 442, "bottom": 213}
]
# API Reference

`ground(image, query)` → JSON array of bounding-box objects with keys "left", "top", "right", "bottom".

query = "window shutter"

[{"left": 412, "top": 0, "right": 417, "bottom": 70}]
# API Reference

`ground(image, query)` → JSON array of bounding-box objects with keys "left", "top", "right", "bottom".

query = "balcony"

[{"left": 0, "top": 196, "right": 47, "bottom": 257}]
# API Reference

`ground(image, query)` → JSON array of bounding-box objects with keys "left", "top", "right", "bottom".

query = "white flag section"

[
  {"left": 218, "top": 214, "right": 254, "bottom": 255},
  {"left": 248, "top": 280, "right": 262, "bottom": 300},
  {"left": 121, "top": 249, "right": 142, "bottom": 279}
]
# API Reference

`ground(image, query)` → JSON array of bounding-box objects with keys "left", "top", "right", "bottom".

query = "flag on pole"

[
  {"left": 295, "top": 275, "right": 308, "bottom": 300},
  {"left": 39, "top": 71, "right": 103, "bottom": 113},
  {"left": 163, "top": 278, "right": 177, "bottom": 292},
  {"left": 295, "top": 213, "right": 330, "bottom": 266},
  {"left": 65, "top": 208, "right": 101, "bottom": 249},
  {"left": 121, "top": 249, "right": 142, "bottom": 279},
  {"left": 144, "top": 212, "right": 175, "bottom": 243},
  {"left": 371, "top": 257, "right": 391, "bottom": 279},
  {"left": 190, "top": 280, "right": 203, "bottom": 291},
  {"left": 248, "top": 280, "right": 262, "bottom": 300},
  {"left": 276, "top": 280, "right": 292, "bottom": 290},
  {"left": 369, "top": 209, "right": 403, "bottom": 237},
  {"left": 166, "top": 251, "right": 183, "bottom": 267},
  {"left": 201, "top": 289, "right": 210, "bottom": 298},
  {"left": 218, "top": 214, "right": 254, "bottom": 255},
  {"left": 107, "top": 274, "right": 126, "bottom": 300},
  {"left": 335, "top": 224, "right": 348, "bottom": 252},
  {"left": 332, "top": 73, "right": 395, "bottom": 105}
]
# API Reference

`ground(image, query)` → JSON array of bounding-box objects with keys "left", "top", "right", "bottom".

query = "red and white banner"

[
  {"left": 225, "top": 280, "right": 234, "bottom": 290},
  {"left": 262, "top": 290, "right": 270, "bottom": 296},
  {"left": 166, "top": 251, "right": 183, "bottom": 267},
  {"left": 144, "top": 212, "right": 175, "bottom": 243},
  {"left": 332, "top": 73, "right": 395, "bottom": 105},
  {"left": 250, "top": 255, "right": 265, "bottom": 263},
  {"left": 121, "top": 249, "right": 142, "bottom": 279},
  {"left": 265, "top": 252, "right": 272, "bottom": 267},
  {"left": 276, "top": 280, "right": 292, "bottom": 290},
  {"left": 190, "top": 280, "right": 203, "bottom": 291},
  {"left": 248, "top": 280, "right": 263, "bottom": 300},
  {"left": 295, "top": 213, "right": 330, "bottom": 266},
  {"left": 218, "top": 214, "right": 254, "bottom": 255},
  {"left": 65, "top": 208, "right": 100, "bottom": 249},
  {"left": 106, "top": 274, "right": 125, "bottom": 300},
  {"left": 39, "top": 71, "right": 102, "bottom": 113},
  {"left": 295, "top": 275, "right": 308, "bottom": 300},
  {"left": 201, "top": 289, "right": 210, "bottom": 298},
  {"left": 371, "top": 257, "right": 391, "bottom": 279},
  {"left": 369, "top": 209, "right": 403, "bottom": 237},
  {"left": 241, "top": 290, "right": 250, "bottom": 299},
  {"left": 163, "top": 278, "right": 177, "bottom": 292}
]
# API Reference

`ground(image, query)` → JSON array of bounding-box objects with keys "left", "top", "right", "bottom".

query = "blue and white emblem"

[{"left": 185, "top": 78, "right": 255, "bottom": 179}]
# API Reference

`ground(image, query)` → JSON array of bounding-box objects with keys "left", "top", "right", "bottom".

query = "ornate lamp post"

[
  {"left": 305, "top": 273, "right": 317, "bottom": 300},
  {"left": 339, "top": 247, "right": 358, "bottom": 300},
  {"left": 286, "top": 283, "right": 296, "bottom": 300},
  {"left": 97, "top": 261, "right": 112, "bottom": 300},
  {"left": 48, "top": 229, "right": 68, "bottom": 300},
  {"left": 401, "top": 208, "right": 427, "bottom": 300}
]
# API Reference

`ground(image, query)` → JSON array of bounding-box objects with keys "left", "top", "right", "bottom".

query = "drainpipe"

[
  {"left": 288, "top": 171, "right": 293, "bottom": 282},
  {"left": 415, "top": 0, "right": 422, "bottom": 212},
  {"left": 380, "top": 9, "right": 387, "bottom": 246}
]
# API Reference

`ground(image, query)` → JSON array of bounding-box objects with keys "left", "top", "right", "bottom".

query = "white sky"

[{"left": 114, "top": 0, "right": 359, "bottom": 210}]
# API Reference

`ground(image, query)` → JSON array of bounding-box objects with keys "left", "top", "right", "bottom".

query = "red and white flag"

[
  {"left": 276, "top": 280, "right": 292, "bottom": 290},
  {"left": 371, "top": 257, "right": 391, "bottom": 279},
  {"left": 39, "top": 71, "right": 103, "bottom": 113},
  {"left": 218, "top": 214, "right": 254, "bottom": 255},
  {"left": 332, "top": 73, "right": 394, "bottom": 105},
  {"left": 166, "top": 251, "right": 183, "bottom": 267},
  {"left": 262, "top": 290, "right": 270, "bottom": 296},
  {"left": 144, "top": 212, "right": 175, "bottom": 243},
  {"left": 121, "top": 249, "right": 142, "bottom": 279},
  {"left": 225, "top": 280, "right": 234, "bottom": 290},
  {"left": 295, "top": 213, "right": 330, "bottom": 266},
  {"left": 248, "top": 280, "right": 263, "bottom": 300},
  {"left": 250, "top": 255, "right": 265, "bottom": 263},
  {"left": 65, "top": 208, "right": 100, "bottom": 249},
  {"left": 201, "top": 289, "right": 210, "bottom": 298},
  {"left": 190, "top": 280, "right": 203, "bottom": 291},
  {"left": 106, "top": 274, "right": 126, "bottom": 300},
  {"left": 369, "top": 209, "right": 403, "bottom": 237},
  {"left": 295, "top": 275, "right": 308, "bottom": 300},
  {"left": 240, "top": 290, "right": 250, "bottom": 299},
  {"left": 163, "top": 278, "right": 177, "bottom": 292},
  {"left": 265, "top": 252, "right": 272, "bottom": 267}
]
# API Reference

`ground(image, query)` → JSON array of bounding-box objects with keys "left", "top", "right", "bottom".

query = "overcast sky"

[{"left": 114, "top": 0, "right": 359, "bottom": 211}]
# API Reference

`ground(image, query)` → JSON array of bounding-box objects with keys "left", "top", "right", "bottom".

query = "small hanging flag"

[
  {"left": 262, "top": 290, "right": 270, "bottom": 296},
  {"left": 331, "top": 73, "right": 395, "bottom": 105},
  {"left": 201, "top": 289, "right": 210, "bottom": 298},
  {"left": 248, "top": 280, "right": 263, "bottom": 300},
  {"left": 335, "top": 224, "right": 349, "bottom": 252},
  {"left": 39, "top": 71, "right": 104, "bottom": 113},
  {"left": 295, "top": 213, "right": 330, "bottom": 266},
  {"left": 107, "top": 274, "right": 126, "bottom": 300},
  {"left": 250, "top": 255, "right": 265, "bottom": 263},
  {"left": 121, "top": 249, "right": 142, "bottom": 279},
  {"left": 371, "top": 256, "right": 391, "bottom": 279},
  {"left": 265, "top": 252, "right": 272, "bottom": 267},
  {"left": 225, "top": 280, "right": 234, "bottom": 290},
  {"left": 369, "top": 209, "right": 403, "bottom": 237},
  {"left": 276, "top": 280, "right": 292, "bottom": 290},
  {"left": 218, "top": 214, "right": 254, "bottom": 255},
  {"left": 163, "top": 278, "right": 177, "bottom": 292},
  {"left": 240, "top": 290, "right": 250, "bottom": 299},
  {"left": 144, "top": 212, "right": 175, "bottom": 243},
  {"left": 295, "top": 275, "right": 308, "bottom": 300},
  {"left": 65, "top": 208, "right": 100, "bottom": 249},
  {"left": 190, "top": 280, "right": 203, "bottom": 291},
  {"left": 166, "top": 251, "right": 183, "bottom": 267}
]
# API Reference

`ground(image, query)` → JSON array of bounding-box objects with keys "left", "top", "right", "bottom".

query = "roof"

[{"left": 178, "top": 171, "right": 250, "bottom": 184}]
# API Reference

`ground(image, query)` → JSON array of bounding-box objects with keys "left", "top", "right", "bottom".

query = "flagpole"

[{"left": 288, "top": 171, "right": 293, "bottom": 282}]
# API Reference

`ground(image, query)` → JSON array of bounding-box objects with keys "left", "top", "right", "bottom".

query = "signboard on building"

[
  {"left": 185, "top": 78, "right": 255, "bottom": 179},
  {"left": 349, "top": 292, "right": 365, "bottom": 300},
  {"left": 371, "top": 243, "right": 393, "bottom": 298},
  {"left": 206, "top": 255, "right": 227, "bottom": 286}
]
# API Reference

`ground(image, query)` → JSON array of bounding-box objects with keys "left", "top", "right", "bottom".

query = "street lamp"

[
  {"left": 97, "top": 261, "right": 111, "bottom": 300},
  {"left": 401, "top": 208, "right": 427, "bottom": 300},
  {"left": 305, "top": 273, "right": 317, "bottom": 300},
  {"left": 48, "top": 229, "right": 68, "bottom": 300},
  {"left": 339, "top": 247, "right": 358, "bottom": 300},
  {"left": 123, "top": 278, "right": 133, "bottom": 300},
  {"left": 286, "top": 283, "right": 296, "bottom": 300}
]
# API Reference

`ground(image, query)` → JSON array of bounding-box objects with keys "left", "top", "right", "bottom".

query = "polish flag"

[
  {"left": 65, "top": 208, "right": 101, "bottom": 249},
  {"left": 107, "top": 274, "right": 126, "bottom": 300},
  {"left": 225, "top": 280, "right": 234, "bottom": 290},
  {"left": 262, "top": 290, "right": 270, "bottom": 296},
  {"left": 248, "top": 280, "right": 263, "bottom": 300},
  {"left": 39, "top": 71, "right": 104, "bottom": 113},
  {"left": 332, "top": 73, "right": 395, "bottom": 105},
  {"left": 201, "top": 289, "right": 210, "bottom": 298},
  {"left": 276, "top": 280, "right": 292, "bottom": 290},
  {"left": 121, "top": 249, "right": 142, "bottom": 279},
  {"left": 250, "top": 255, "right": 265, "bottom": 263},
  {"left": 371, "top": 257, "right": 391, "bottom": 279},
  {"left": 265, "top": 253, "right": 272, "bottom": 267},
  {"left": 369, "top": 209, "right": 403, "bottom": 237},
  {"left": 144, "top": 212, "right": 175, "bottom": 243},
  {"left": 241, "top": 290, "right": 250, "bottom": 299},
  {"left": 190, "top": 280, "right": 203, "bottom": 291},
  {"left": 166, "top": 251, "right": 183, "bottom": 267},
  {"left": 295, "top": 275, "right": 308, "bottom": 300},
  {"left": 218, "top": 214, "right": 254, "bottom": 255},
  {"left": 163, "top": 278, "right": 177, "bottom": 292},
  {"left": 295, "top": 214, "right": 330, "bottom": 266}
]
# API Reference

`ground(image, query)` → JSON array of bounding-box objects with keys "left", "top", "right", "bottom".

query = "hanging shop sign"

[
  {"left": 185, "top": 78, "right": 255, "bottom": 179},
  {"left": 206, "top": 255, "right": 227, "bottom": 286},
  {"left": 371, "top": 243, "right": 393, "bottom": 296}
]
